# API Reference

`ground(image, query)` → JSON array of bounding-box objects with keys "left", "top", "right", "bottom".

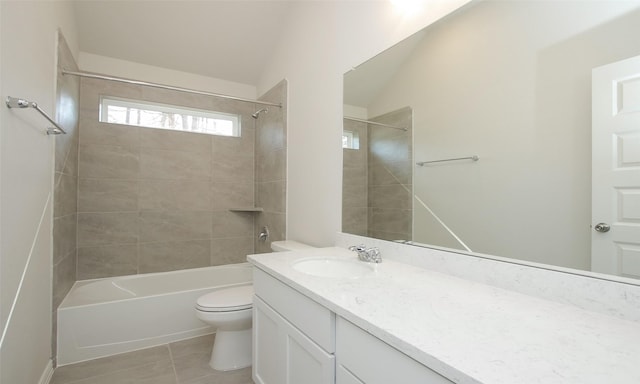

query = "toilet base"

[{"left": 210, "top": 328, "right": 252, "bottom": 371}]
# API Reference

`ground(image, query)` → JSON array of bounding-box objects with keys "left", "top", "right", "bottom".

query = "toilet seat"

[{"left": 196, "top": 285, "right": 254, "bottom": 312}]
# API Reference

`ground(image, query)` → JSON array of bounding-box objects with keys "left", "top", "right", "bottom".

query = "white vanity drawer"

[
  {"left": 336, "top": 317, "right": 453, "bottom": 384},
  {"left": 253, "top": 268, "right": 335, "bottom": 352}
]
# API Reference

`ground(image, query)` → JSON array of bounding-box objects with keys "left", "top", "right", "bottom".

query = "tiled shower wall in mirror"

[
  {"left": 53, "top": 31, "right": 80, "bottom": 363},
  {"left": 74, "top": 78, "right": 287, "bottom": 279},
  {"left": 342, "top": 107, "right": 412, "bottom": 241}
]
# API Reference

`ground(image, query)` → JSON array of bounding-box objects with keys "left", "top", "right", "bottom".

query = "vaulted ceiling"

[{"left": 73, "top": 1, "right": 294, "bottom": 85}]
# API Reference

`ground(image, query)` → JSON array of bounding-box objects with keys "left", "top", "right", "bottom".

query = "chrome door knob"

[{"left": 594, "top": 223, "right": 611, "bottom": 233}]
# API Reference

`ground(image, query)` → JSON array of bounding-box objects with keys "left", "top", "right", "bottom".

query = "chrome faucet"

[{"left": 348, "top": 245, "right": 382, "bottom": 263}]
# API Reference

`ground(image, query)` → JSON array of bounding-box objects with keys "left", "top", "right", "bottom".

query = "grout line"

[{"left": 167, "top": 343, "right": 180, "bottom": 384}]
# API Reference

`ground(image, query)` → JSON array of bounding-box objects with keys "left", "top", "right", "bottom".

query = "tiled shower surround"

[
  {"left": 53, "top": 32, "right": 80, "bottom": 360},
  {"left": 342, "top": 107, "right": 412, "bottom": 241},
  {"left": 73, "top": 78, "right": 287, "bottom": 279}
]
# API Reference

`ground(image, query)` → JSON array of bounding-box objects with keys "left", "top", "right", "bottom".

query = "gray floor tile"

[
  {"left": 180, "top": 367, "right": 253, "bottom": 384},
  {"left": 51, "top": 345, "right": 171, "bottom": 383}
]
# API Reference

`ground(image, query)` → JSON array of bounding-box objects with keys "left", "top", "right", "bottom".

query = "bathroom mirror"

[{"left": 342, "top": 0, "right": 640, "bottom": 282}]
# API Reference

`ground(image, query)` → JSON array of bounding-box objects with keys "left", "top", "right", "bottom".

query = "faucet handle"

[{"left": 349, "top": 244, "right": 366, "bottom": 252}]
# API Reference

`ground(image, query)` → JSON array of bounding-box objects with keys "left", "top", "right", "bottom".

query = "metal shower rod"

[{"left": 62, "top": 70, "right": 282, "bottom": 108}]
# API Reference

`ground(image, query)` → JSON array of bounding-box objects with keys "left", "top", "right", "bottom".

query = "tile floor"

[{"left": 51, "top": 334, "right": 254, "bottom": 384}]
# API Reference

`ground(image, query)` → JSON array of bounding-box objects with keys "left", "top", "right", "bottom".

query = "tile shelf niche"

[{"left": 229, "top": 207, "right": 264, "bottom": 212}]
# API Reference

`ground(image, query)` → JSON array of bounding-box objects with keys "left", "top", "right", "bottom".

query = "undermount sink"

[{"left": 292, "top": 257, "right": 376, "bottom": 278}]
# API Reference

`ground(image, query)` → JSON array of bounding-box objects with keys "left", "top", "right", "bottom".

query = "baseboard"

[{"left": 38, "top": 360, "right": 54, "bottom": 384}]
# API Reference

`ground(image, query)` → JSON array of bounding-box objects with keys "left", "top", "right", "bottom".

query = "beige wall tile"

[
  {"left": 79, "top": 144, "right": 139, "bottom": 179},
  {"left": 210, "top": 237, "right": 254, "bottom": 265},
  {"left": 80, "top": 78, "right": 143, "bottom": 113},
  {"left": 77, "top": 212, "right": 139, "bottom": 246},
  {"left": 342, "top": 166, "right": 367, "bottom": 208},
  {"left": 256, "top": 107, "right": 286, "bottom": 152},
  {"left": 139, "top": 127, "right": 211, "bottom": 153},
  {"left": 140, "top": 86, "right": 217, "bottom": 112},
  {"left": 78, "top": 179, "right": 139, "bottom": 212},
  {"left": 211, "top": 153, "right": 254, "bottom": 182},
  {"left": 368, "top": 230, "right": 411, "bottom": 242},
  {"left": 77, "top": 244, "right": 138, "bottom": 279},
  {"left": 342, "top": 207, "right": 368, "bottom": 237},
  {"left": 53, "top": 214, "right": 76, "bottom": 265},
  {"left": 73, "top": 78, "right": 282, "bottom": 279},
  {"left": 211, "top": 181, "right": 254, "bottom": 210},
  {"left": 60, "top": 134, "right": 79, "bottom": 177},
  {"left": 368, "top": 208, "right": 411, "bottom": 234},
  {"left": 79, "top": 115, "right": 140, "bottom": 147},
  {"left": 139, "top": 180, "right": 211, "bottom": 211},
  {"left": 343, "top": 147, "right": 367, "bottom": 166},
  {"left": 52, "top": 251, "right": 76, "bottom": 310},
  {"left": 54, "top": 172, "right": 77, "bottom": 218},
  {"left": 368, "top": 161, "right": 411, "bottom": 186},
  {"left": 139, "top": 211, "right": 212, "bottom": 243},
  {"left": 211, "top": 211, "right": 254, "bottom": 238},
  {"left": 140, "top": 147, "right": 211, "bottom": 180},
  {"left": 212, "top": 128, "right": 254, "bottom": 157},
  {"left": 369, "top": 184, "right": 411, "bottom": 210},
  {"left": 256, "top": 148, "right": 285, "bottom": 182},
  {"left": 256, "top": 181, "right": 285, "bottom": 213},
  {"left": 139, "top": 240, "right": 210, "bottom": 273}
]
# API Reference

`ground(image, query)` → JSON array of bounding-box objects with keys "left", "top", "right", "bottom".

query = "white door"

[{"left": 592, "top": 55, "right": 640, "bottom": 278}]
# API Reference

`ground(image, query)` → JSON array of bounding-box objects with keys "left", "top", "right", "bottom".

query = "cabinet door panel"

[
  {"left": 254, "top": 269, "right": 335, "bottom": 352},
  {"left": 254, "top": 296, "right": 335, "bottom": 384},
  {"left": 337, "top": 317, "right": 453, "bottom": 384},
  {"left": 253, "top": 296, "right": 285, "bottom": 384},
  {"left": 337, "top": 365, "right": 365, "bottom": 384},
  {"left": 286, "top": 330, "right": 334, "bottom": 384}
]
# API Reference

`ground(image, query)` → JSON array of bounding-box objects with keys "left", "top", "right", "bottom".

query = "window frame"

[{"left": 99, "top": 96, "right": 241, "bottom": 137}]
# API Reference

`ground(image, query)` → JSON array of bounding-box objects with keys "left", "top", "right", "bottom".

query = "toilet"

[{"left": 195, "top": 240, "right": 313, "bottom": 371}]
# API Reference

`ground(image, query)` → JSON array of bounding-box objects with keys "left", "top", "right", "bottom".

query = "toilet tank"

[{"left": 270, "top": 240, "right": 314, "bottom": 252}]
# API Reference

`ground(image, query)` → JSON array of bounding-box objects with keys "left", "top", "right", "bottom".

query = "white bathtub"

[{"left": 57, "top": 263, "right": 252, "bottom": 366}]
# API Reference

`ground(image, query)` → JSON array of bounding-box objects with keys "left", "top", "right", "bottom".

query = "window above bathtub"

[
  {"left": 99, "top": 96, "right": 241, "bottom": 137},
  {"left": 342, "top": 130, "right": 360, "bottom": 150}
]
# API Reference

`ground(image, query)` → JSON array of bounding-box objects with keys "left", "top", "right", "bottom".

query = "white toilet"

[{"left": 195, "top": 240, "right": 313, "bottom": 371}]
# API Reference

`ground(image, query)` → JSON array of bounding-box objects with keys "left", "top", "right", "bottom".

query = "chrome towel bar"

[
  {"left": 5, "top": 96, "right": 66, "bottom": 135},
  {"left": 416, "top": 155, "right": 479, "bottom": 166}
]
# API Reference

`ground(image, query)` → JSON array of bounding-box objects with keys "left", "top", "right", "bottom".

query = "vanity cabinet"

[
  {"left": 335, "top": 317, "right": 453, "bottom": 384},
  {"left": 252, "top": 267, "right": 453, "bottom": 384},
  {"left": 253, "top": 269, "right": 335, "bottom": 384}
]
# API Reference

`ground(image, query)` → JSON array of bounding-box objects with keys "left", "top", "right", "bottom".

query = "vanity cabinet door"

[
  {"left": 336, "top": 317, "right": 454, "bottom": 384},
  {"left": 253, "top": 296, "right": 335, "bottom": 384},
  {"left": 336, "top": 365, "right": 365, "bottom": 384}
]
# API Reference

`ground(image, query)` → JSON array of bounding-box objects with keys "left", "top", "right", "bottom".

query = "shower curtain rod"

[
  {"left": 62, "top": 70, "right": 282, "bottom": 108},
  {"left": 343, "top": 116, "right": 407, "bottom": 131}
]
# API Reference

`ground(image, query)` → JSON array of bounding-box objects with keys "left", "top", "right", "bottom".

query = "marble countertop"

[{"left": 248, "top": 247, "right": 640, "bottom": 384}]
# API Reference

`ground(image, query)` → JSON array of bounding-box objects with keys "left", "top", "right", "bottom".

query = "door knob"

[{"left": 594, "top": 223, "right": 611, "bottom": 233}]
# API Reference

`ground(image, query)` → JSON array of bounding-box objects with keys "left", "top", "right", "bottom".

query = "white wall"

[
  {"left": 78, "top": 53, "right": 257, "bottom": 100},
  {"left": 366, "top": 1, "right": 640, "bottom": 270},
  {"left": 257, "top": 0, "right": 471, "bottom": 246},
  {"left": 0, "top": 1, "right": 78, "bottom": 382}
]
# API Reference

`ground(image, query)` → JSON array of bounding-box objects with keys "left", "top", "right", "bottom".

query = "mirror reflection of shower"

[{"left": 342, "top": 107, "right": 413, "bottom": 242}]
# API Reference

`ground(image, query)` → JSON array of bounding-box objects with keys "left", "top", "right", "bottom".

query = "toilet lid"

[{"left": 196, "top": 285, "right": 254, "bottom": 312}]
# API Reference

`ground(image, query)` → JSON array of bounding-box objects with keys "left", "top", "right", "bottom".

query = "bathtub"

[{"left": 57, "top": 263, "right": 252, "bottom": 366}]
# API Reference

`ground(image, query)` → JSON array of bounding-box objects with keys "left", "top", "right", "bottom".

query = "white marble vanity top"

[{"left": 248, "top": 247, "right": 640, "bottom": 384}]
